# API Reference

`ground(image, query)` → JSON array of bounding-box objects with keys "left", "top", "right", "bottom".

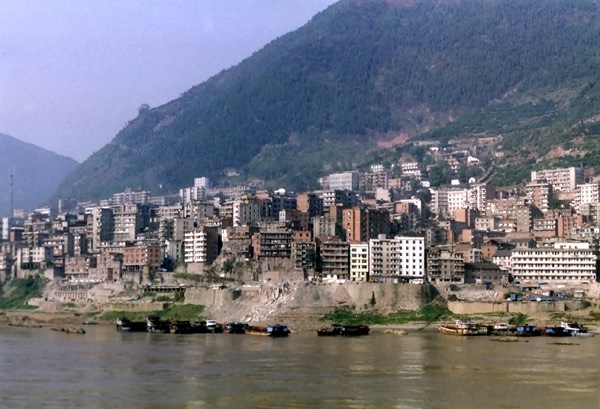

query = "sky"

[{"left": 0, "top": 0, "right": 338, "bottom": 162}]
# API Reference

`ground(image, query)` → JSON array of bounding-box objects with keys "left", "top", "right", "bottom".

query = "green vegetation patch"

[
  {"left": 322, "top": 303, "right": 454, "bottom": 325},
  {"left": 100, "top": 304, "right": 205, "bottom": 322},
  {"left": 0, "top": 276, "right": 47, "bottom": 309}
]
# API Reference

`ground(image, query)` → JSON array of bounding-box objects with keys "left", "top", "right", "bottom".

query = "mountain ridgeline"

[
  {"left": 0, "top": 134, "right": 78, "bottom": 217},
  {"left": 54, "top": 0, "right": 600, "bottom": 201}
]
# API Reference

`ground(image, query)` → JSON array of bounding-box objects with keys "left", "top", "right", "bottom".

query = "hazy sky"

[{"left": 0, "top": 0, "right": 338, "bottom": 162}]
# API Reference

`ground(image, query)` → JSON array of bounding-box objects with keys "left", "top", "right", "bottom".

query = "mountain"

[
  {"left": 0, "top": 133, "right": 79, "bottom": 216},
  {"left": 54, "top": 0, "right": 600, "bottom": 201}
]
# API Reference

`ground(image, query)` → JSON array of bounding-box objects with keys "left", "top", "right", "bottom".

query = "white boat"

[
  {"left": 438, "top": 320, "right": 481, "bottom": 336},
  {"left": 560, "top": 322, "right": 595, "bottom": 337}
]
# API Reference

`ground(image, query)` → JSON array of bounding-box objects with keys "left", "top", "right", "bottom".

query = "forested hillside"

[
  {"left": 0, "top": 134, "right": 78, "bottom": 216},
  {"left": 53, "top": 0, "right": 600, "bottom": 201}
]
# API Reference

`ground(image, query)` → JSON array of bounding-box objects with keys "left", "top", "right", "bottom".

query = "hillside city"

[{"left": 1, "top": 138, "right": 600, "bottom": 305}]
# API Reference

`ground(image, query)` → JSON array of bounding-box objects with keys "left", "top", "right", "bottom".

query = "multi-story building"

[
  {"left": 87, "top": 207, "right": 114, "bottom": 252},
  {"left": 183, "top": 226, "right": 219, "bottom": 265},
  {"left": 369, "top": 235, "right": 425, "bottom": 283},
  {"left": 427, "top": 249, "right": 465, "bottom": 283},
  {"left": 349, "top": 242, "right": 369, "bottom": 282},
  {"left": 571, "top": 183, "right": 600, "bottom": 212},
  {"left": 232, "top": 197, "right": 271, "bottom": 227},
  {"left": 112, "top": 204, "right": 151, "bottom": 243},
  {"left": 313, "top": 215, "right": 337, "bottom": 240},
  {"left": 400, "top": 162, "right": 422, "bottom": 179},
  {"left": 320, "top": 190, "right": 359, "bottom": 210},
  {"left": 296, "top": 193, "right": 323, "bottom": 219},
  {"left": 319, "top": 239, "right": 349, "bottom": 280},
  {"left": 110, "top": 189, "right": 149, "bottom": 205},
  {"left": 183, "top": 201, "right": 215, "bottom": 221},
  {"left": 525, "top": 181, "right": 552, "bottom": 212},
  {"left": 531, "top": 167, "right": 585, "bottom": 192},
  {"left": 468, "top": 183, "right": 496, "bottom": 213},
  {"left": 251, "top": 223, "right": 292, "bottom": 260},
  {"left": 320, "top": 171, "right": 359, "bottom": 191},
  {"left": 291, "top": 241, "right": 316, "bottom": 271},
  {"left": 430, "top": 187, "right": 469, "bottom": 218},
  {"left": 360, "top": 170, "right": 389, "bottom": 190},
  {"left": 510, "top": 242, "right": 596, "bottom": 283},
  {"left": 342, "top": 207, "right": 367, "bottom": 242}
]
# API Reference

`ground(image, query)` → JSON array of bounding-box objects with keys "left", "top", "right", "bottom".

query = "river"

[{"left": 0, "top": 324, "right": 598, "bottom": 409}]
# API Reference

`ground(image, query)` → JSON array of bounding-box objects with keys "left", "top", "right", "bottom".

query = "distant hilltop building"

[{"left": 319, "top": 171, "right": 359, "bottom": 191}]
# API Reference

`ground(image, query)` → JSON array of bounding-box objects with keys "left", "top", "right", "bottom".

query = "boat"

[
  {"left": 267, "top": 324, "right": 291, "bottom": 337},
  {"left": 438, "top": 320, "right": 480, "bottom": 336},
  {"left": 193, "top": 320, "right": 224, "bottom": 334},
  {"left": 146, "top": 315, "right": 170, "bottom": 333},
  {"left": 169, "top": 320, "right": 195, "bottom": 334},
  {"left": 542, "top": 326, "right": 571, "bottom": 337},
  {"left": 223, "top": 322, "right": 247, "bottom": 334},
  {"left": 317, "top": 324, "right": 369, "bottom": 336},
  {"left": 246, "top": 324, "right": 290, "bottom": 337},
  {"left": 317, "top": 324, "right": 343, "bottom": 336},
  {"left": 340, "top": 324, "right": 370, "bottom": 336},
  {"left": 560, "top": 322, "right": 595, "bottom": 337},
  {"left": 491, "top": 322, "right": 511, "bottom": 335},
  {"left": 514, "top": 324, "right": 542, "bottom": 337},
  {"left": 115, "top": 318, "right": 147, "bottom": 332}
]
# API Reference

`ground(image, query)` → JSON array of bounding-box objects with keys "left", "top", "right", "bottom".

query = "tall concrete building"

[
  {"left": 369, "top": 235, "right": 425, "bottom": 283},
  {"left": 87, "top": 207, "right": 114, "bottom": 253},
  {"left": 183, "top": 225, "right": 219, "bottom": 265}
]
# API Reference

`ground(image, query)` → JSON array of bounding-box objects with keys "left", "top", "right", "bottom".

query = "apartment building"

[
  {"left": 251, "top": 223, "right": 292, "bottom": 260},
  {"left": 87, "top": 207, "right": 114, "bottom": 252},
  {"left": 291, "top": 241, "right": 316, "bottom": 271},
  {"left": 320, "top": 171, "right": 359, "bottom": 191},
  {"left": 510, "top": 242, "right": 596, "bottom": 283},
  {"left": 427, "top": 249, "right": 465, "bottom": 283},
  {"left": 525, "top": 181, "right": 552, "bottom": 212},
  {"left": 319, "top": 239, "right": 350, "bottom": 280},
  {"left": 531, "top": 167, "right": 584, "bottom": 192},
  {"left": 571, "top": 183, "right": 600, "bottom": 212},
  {"left": 349, "top": 242, "right": 369, "bottom": 282},
  {"left": 430, "top": 187, "right": 469, "bottom": 217},
  {"left": 183, "top": 226, "right": 219, "bottom": 265},
  {"left": 369, "top": 235, "right": 425, "bottom": 283},
  {"left": 296, "top": 193, "right": 323, "bottom": 219}
]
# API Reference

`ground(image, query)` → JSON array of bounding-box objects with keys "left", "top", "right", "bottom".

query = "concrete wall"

[
  {"left": 448, "top": 300, "right": 567, "bottom": 314},
  {"left": 101, "top": 302, "right": 167, "bottom": 312}
]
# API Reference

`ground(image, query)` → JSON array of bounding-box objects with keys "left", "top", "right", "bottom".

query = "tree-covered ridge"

[
  {"left": 0, "top": 134, "right": 78, "bottom": 216},
  {"left": 54, "top": 0, "right": 600, "bottom": 200}
]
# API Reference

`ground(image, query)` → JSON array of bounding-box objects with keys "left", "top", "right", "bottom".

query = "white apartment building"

[
  {"left": 571, "top": 183, "right": 600, "bottom": 212},
  {"left": 430, "top": 187, "right": 469, "bottom": 216},
  {"left": 531, "top": 167, "right": 584, "bottom": 192},
  {"left": 401, "top": 162, "right": 422, "bottom": 179},
  {"left": 510, "top": 242, "right": 596, "bottom": 284},
  {"left": 468, "top": 183, "right": 495, "bottom": 213},
  {"left": 183, "top": 226, "right": 219, "bottom": 264},
  {"left": 194, "top": 177, "right": 211, "bottom": 189},
  {"left": 349, "top": 242, "right": 369, "bottom": 282},
  {"left": 369, "top": 236, "right": 425, "bottom": 283},
  {"left": 321, "top": 171, "right": 359, "bottom": 191}
]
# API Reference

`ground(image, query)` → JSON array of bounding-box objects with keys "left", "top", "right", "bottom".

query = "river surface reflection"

[{"left": 0, "top": 324, "right": 598, "bottom": 409}]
